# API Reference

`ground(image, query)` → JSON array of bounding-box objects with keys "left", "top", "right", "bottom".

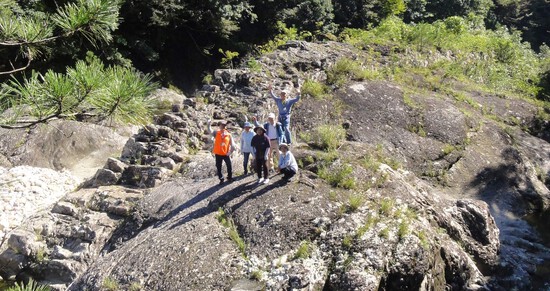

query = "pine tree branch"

[
  {"left": 0, "top": 112, "right": 98, "bottom": 129},
  {"left": 0, "top": 53, "right": 32, "bottom": 75},
  {"left": 0, "top": 34, "right": 66, "bottom": 46}
]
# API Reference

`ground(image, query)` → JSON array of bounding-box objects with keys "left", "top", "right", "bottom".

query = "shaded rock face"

[{"left": 0, "top": 120, "right": 134, "bottom": 179}]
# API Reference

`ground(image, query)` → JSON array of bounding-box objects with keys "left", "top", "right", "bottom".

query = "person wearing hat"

[
  {"left": 252, "top": 113, "right": 284, "bottom": 173},
  {"left": 207, "top": 119, "right": 237, "bottom": 184},
  {"left": 268, "top": 83, "right": 301, "bottom": 144},
  {"left": 278, "top": 143, "right": 298, "bottom": 181},
  {"left": 240, "top": 121, "right": 255, "bottom": 175},
  {"left": 251, "top": 125, "right": 271, "bottom": 184}
]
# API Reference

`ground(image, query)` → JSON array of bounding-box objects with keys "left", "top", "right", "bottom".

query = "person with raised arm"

[{"left": 268, "top": 83, "right": 301, "bottom": 144}]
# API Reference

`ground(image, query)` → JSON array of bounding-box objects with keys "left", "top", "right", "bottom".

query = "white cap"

[{"left": 268, "top": 113, "right": 275, "bottom": 119}]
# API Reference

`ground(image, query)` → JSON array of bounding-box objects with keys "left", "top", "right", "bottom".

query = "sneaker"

[
  {"left": 258, "top": 178, "right": 264, "bottom": 184},
  {"left": 226, "top": 177, "right": 234, "bottom": 183},
  {"left": 219, "top": 178, "right": 224, "bottom": 184},
  {"left": 263, "top": 178, "right": 270, "bottom": 184}
]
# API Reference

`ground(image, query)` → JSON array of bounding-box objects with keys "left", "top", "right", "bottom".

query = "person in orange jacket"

[{"left": 207, "top": 119, "right": 237, "bottom": 184}]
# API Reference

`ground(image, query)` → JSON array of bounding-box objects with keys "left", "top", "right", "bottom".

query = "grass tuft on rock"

[{"left": 294, "top": 241, "right": 313, "bottom": 260}]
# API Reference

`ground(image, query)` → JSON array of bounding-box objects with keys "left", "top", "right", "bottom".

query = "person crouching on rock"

[
  {"left": 251, "top": 125, "right": 271, "bottom": 184},
  {"left": 240, "top": 121, "right": 255, "bottom": 175},
  {"left": 277, "top": 143, "right": 298, "bottom": 181},
  {"left": 207, "top": 119, "right": 236, "bottom": 184}
]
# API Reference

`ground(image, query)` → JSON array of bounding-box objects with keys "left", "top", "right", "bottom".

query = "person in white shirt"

[
  {"left": 240, "top": 122, "right": 255, "bottom": 175},
  {"left": 278, "top": 143, "right": 298, "bottom": 181}
]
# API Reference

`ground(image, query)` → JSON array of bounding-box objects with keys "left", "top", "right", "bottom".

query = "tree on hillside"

[
  {"left": 490, "top": 0, "right": 550, "bottom": 51},
  {"left": 0, "top": 0, "right": 157, "bottom": 129},
  {"left": 114, "top": 0, "right": 256, "bottom": 90}
]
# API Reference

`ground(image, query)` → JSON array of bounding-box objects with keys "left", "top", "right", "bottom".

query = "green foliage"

[
  {"left": 397, "top": 221, "right": 409, "bottom": 240},
  {"left": 0, "top": 0, "right": 123, "bottom": 78},
  {"left": 442, "top": 144, "right": 456, "bottom": 155},
  {"left": 417, "top": 230, "right": 429, "bottom": 249},
  {"left": 0, "top": 53, "right": 156, "bottom": 127},
  {"left": 286, "top": 0, "right": 337, "bottom": 37},
  {"left": 101, "top": 277, "right": 119, "bottom": 291},
  {"left": 308, "top": 124, "right": 347, "bottom": 151},
  {"left": 379, "top": 198, "right": 395, "bottom": 216},
  {"left": 347, "top": 192, "right": 365, "bottom": 212},
  {"left": 379, "top": 227, "right": 390, "bottom": 239},
  {"left": 6, "top": 279, "right": 50, "bottom": 291},
  {"left": 128, "top": 282, "right": 142, "bottom": 291},
  {"left": 342, "top": 235, "right": 353, "bottom": 248},
  {"left": 301, "top": 79, "right": 330, "bottom": 100},
  {"left": 250, "top": 269, "right": 264, "bottom": 281},
  {"left": 217, "top": 208, "right": 246, "bottom": 256},
  {"left": 246, "top": 59, "right": 262, "bottom": 72},
  {"left": 259, "top": 21, "right": 309, "bottom": 53},
  {"left": 326, "top": 58, "right": 378, "bottom": 86},
  {"left": 362, "top": 144, "right": 401, "bottom": 171},
  {"left": 356, "top": 215, "right": 378, "bottom": 238},
  {"left": 202, "top": 74, "right": 213, "bottom": 85},
  {"left": 35, "top": 247, "right": 48, "bottom": 263},
  {"left": 383, "top": 0, "right": 406, "bottom": 16},
  {"left": 319, "top": 163, "right": 356, "bottom": 189},
  {"left": 341, "top": 16, "right": 545, "bottom": 99},
  {"left": 219, "top": 49, "right": 239, "bottom": 69},
  {"left": 1, "top": 0, "right": 121, "bottom": 45},
  {"left": 51, "top": 0, "right": 121, "bottom": 46},
  {"left": 294, "top": 241, "right": 313, "bottom": 259}
]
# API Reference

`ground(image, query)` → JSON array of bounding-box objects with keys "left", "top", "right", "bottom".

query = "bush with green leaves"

[
  {"left": 319, "top": 162, "right": 356, "bottom": 189},
  {"left": 340, "top": 16, "right": 545, "bottom": 99},
  {"left": 217, "top": 208, "right": 246, "bottom": 256},
  {"left": 102, "top": 277, "right": 119, "bottom": 291},
  {"left": 294, "top": 240, "right": 313, "bottom": 259},
  {"left": 308, "top": 124, "right": 346, "bottom": 151},
  {"left": 326, "top": 58, "right": 363, "bottom": 86},
  {"left": 7, "top": 279, "right": 50, "bottom": 291},
  {"left": 301, "top": 79, "right": 330, "bottom": 100},
  {"left": 0, "top": 53, "right": 156, "bottom": 128},
  {"left": 259, "top": 21, "right": 310, "bottom": 53}
]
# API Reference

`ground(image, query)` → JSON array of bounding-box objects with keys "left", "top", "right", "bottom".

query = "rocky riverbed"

[{"left": 0, "top": 166, "right": 80, "bottom": 244}]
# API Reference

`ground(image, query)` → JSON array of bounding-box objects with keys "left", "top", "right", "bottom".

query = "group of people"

[{"left": 207, "top": 84, "right": 300, "bottom": 185}]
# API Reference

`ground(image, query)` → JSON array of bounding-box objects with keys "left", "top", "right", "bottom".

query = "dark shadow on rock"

[
  {"left": 168, "top": 178, "right": 286, "bottom": 230},
  {"left": 466, "top": 147, "right": 550, "bottom": 288},
  {"left": 228, "top": 179, "right": 287, "bottom": 213},
  {"left": 467, "top": 147, "right": 544, "bottom": 213},
  {"left": 154, "top": 183, "right": 226, "bottom": 228}
]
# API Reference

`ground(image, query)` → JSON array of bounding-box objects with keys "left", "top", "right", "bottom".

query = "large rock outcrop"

[{"left": 1, "top": 41, "right": 550, "bottom": 290}]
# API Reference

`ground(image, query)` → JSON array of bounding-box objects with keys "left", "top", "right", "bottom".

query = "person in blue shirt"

[
  {"left": 240, "top": 122, "right": 255, "bottom": 175},
  {"left": 269, "top": 84, "right": 301, "bottom": 144}
]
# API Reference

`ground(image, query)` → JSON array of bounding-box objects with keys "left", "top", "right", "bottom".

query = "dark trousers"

[
  {"left": 215, "top": 154, "right": 232, "bottom": 180},
  {"left": 243, "top": 152, "right": 251, "bottom": 174},
  {"left": 255, "top": 157, "right": 268, "bottom": 179},
  {"left": 280, "top": 167, "right": 296, "bottom": 179}
]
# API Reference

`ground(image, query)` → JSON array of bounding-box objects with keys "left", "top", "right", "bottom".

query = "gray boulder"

[{"left": 92, "top": 168, "right": 120, "bottom": 187}]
